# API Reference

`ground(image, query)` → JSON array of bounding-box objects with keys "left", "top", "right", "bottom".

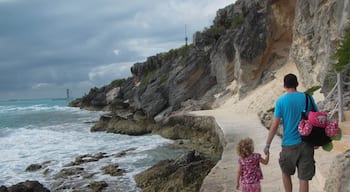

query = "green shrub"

[
  {"left": 202, "top": 26, "right": 226, "bottom": 45},
  {"left": 159, "top": 75, "right": 168, "bottom": 84},
  {"left": 110, "top": 79, "right": 124, "bottom": 87},
  {"left": 142, "top": 70, "right": 156, "bottom": 84},
  {"left": 304, "top": 86, "right": 321, "bottom": 96},
  {"left": 331, "top": 29, "right": 350, "bottom": 72},
  {"left": 231, "top": 15, "right": 244, "bottom": 30},
  {"left": 161, "top": 44, "right": 192, "bottom": 65}
]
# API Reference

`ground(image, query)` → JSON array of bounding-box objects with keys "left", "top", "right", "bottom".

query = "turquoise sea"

[{"left": 0, "top": 99, "right": 185, "bottom": 191}]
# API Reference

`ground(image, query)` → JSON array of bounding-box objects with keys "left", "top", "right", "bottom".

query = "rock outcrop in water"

[{"left": 0, "top": 180, "right": 50, "bottom": 192}]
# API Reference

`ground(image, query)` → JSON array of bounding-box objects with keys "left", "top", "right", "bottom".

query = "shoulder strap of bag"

[
  {"left": 301, "top": 93, "right": 309, "bottom": 120},
  {"left": 304, "top": 93, "right": 309, "bottom": 111},
  {"left": 305, "top": 93, "right": 316, "bottom": 112}
]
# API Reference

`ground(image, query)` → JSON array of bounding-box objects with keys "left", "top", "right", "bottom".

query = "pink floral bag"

[
  {"left": 298, "top": 93, "right": 335, "bottom": 146},
  {"left": 298, "top": 119, "right": 313, "bottom": 136},
  {"left": 325, "top": 121, "right": 339, "bottom": 137}
]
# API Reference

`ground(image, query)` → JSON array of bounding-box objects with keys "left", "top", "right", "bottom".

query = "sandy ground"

[
  {"left": 220, "top": 58, "right": 324, "bottom": 114},
  {"left": 190, "top": 61, "right": 339, "bottom": 192}
]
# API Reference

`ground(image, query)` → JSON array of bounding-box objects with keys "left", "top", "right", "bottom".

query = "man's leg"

[
  {"left": 299, "top": 179, "right": 309, "bottom": 192},
  {"left": 282, "top": 172, "right": 292, "bottom": 192},
  {"left": 298, "top": 143, "right": 313, "bottom": 192}
]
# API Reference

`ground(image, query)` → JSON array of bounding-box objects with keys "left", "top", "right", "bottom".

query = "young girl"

[{"left": 236, "top": 137, "right": 269, "bottom": 192}]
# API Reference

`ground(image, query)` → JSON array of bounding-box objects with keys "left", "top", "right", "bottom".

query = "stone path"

[{"left": 191, "top": 110, "right": 339, "bottom": 192}]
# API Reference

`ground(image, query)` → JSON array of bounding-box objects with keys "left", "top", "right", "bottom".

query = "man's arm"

[{"left": 264, "top": 117, "right": 281, "bottom": 155}]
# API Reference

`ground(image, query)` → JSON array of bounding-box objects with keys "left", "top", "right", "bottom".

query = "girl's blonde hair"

[{"left": 237, "top": 137, "right": 254, "bottom": 158}]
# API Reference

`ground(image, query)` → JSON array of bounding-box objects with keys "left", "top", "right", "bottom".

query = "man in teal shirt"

[{"left": 264, "top": 73, "right": 318, "bottom": 192}]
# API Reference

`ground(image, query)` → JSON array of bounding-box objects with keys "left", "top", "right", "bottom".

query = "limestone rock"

[
  {"left": 324, "top": 150, "right": 350, "bottom": 192},
  {"left": 91, "top": 114, "right": 156, "bottom": 136},
  {"left": 291, "top": 0, "right": 350, "bottom": 90}
]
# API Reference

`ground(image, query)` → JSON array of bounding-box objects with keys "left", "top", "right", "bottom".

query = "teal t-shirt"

[{"left": 274, "top": 92, "right": 318, "bottom": 146}]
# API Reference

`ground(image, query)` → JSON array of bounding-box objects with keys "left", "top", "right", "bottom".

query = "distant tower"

[
  {"left": 66, "top": 89, "right": 70, "bottom": 100},
  {"left": 185, "top": 24, "right": 188, "bottom": 46}
]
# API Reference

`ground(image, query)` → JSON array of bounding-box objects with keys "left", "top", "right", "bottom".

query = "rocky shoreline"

[
  {"left": 92, "top": 112, "right": 225, "bottom": 192},
  {"left": 0, "top": 113, "right": 224, "bottom": 192}
]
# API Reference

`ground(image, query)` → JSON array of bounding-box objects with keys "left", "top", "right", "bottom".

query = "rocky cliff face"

[
  {"left": 71, "top": 0, "right": 349, "bottom": 121},
  {"left": 291, "top": 0, "right": 350, "bottom": 91}
]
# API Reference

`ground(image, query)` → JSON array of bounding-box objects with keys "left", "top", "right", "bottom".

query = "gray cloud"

[{"left": 0, "top": 0, "right": 233, "bottom": 100}]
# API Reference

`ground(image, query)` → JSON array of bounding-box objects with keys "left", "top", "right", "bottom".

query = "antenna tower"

[
  {"left": 66, "top": 89, "right": 70, "bottom": 100},
  {"left": 185, "top": 24, "right": 188, "bottom": 46}
]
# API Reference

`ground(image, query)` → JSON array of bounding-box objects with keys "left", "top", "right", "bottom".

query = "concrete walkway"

[{"left": 191, "top": 110, "right": 338, "bottom": 192}]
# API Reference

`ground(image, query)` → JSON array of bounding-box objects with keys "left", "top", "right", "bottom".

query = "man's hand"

[{"left": 264, "top": 143, "right": 270, "bottom": 155}]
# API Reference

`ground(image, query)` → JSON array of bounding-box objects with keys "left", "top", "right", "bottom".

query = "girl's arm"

[
  {"left": 260, "top": 151, "right": 269, "bottom": 165},
  {"left": 236, "top": 163, "right": 241, "bottom": 190}
]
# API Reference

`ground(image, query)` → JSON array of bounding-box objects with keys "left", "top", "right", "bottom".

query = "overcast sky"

[{"left": 0, "top": 0, "right": 234, "bottom": 100}]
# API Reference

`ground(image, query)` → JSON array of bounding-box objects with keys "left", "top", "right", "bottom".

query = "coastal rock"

[
  {"left": 0, "top": 180, "right": 50, "bottom": 192},
  {"left": 134, "top": 150, "right": 216, "bottom": 192},
  {"left": 143, "top": 116, "right": 221, "bottom": 191},
  {"left": 44, "top": 150, "right": 134, "bottom": 191},
  {"left": 91, "top": 114, "right": 156, "bottom": 136},
  {"left": 92, "top": 112, "right": 223, "bottom": 158},
  {"left": 25, "top": 161, "right": 53, "bottom": 172},
  {"left": 51, "top": 167, "right": 96, "bottom": 191},
  {"left": 69, "top": 83, "right": 122, "bottom": 110},
  {"left": 25, "top": 164, "right": 42, "bottom": 172},
  {"left": 154, "top": 114, "right": 224, "bottom": 157},
  {"left": 54, "top": 167, "right": 86, "bottom": 179},
  {"left": 87, "top": 181, "right": 108, "bottom": 192},
  {"left": 101, "top": 163, "right": 126, "bottom": 176},
  {"left": 64, "top": 152, "right": 108, "bottom": 166}
]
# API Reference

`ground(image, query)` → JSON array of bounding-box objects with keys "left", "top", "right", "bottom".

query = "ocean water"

[{"left": 0, "top": 99, "right": 186, "bottom": 191}]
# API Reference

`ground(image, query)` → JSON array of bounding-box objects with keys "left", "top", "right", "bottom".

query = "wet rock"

[
  {"left": 54, "top": 167, "right": 86, "bottom": 179},
  {"left": 113, "top": 148, "right": 137, "bottom": 158},
  {"left": 91, "top": 114, "right": 156, "bottom": 136},
  {"left": 101, "top": 164, "right": 126, "bottom": 176},
  {"left": 87, "top": 181, "right": 108, "bottom": 192},
  {"left": 134, "top": 150, "right": 215, "bottom": 192},
  {"left": 25, "top": 161, "right": 53, "bottom": 172},
  {"left": 65, "top": 152, "right": 108, "bottom": 166},
  {"left": 2, "top": 180, "right": 50, "bottom": 192},
  {"left": 25, "top": 164, "right": 42, "bottom": 172}
]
